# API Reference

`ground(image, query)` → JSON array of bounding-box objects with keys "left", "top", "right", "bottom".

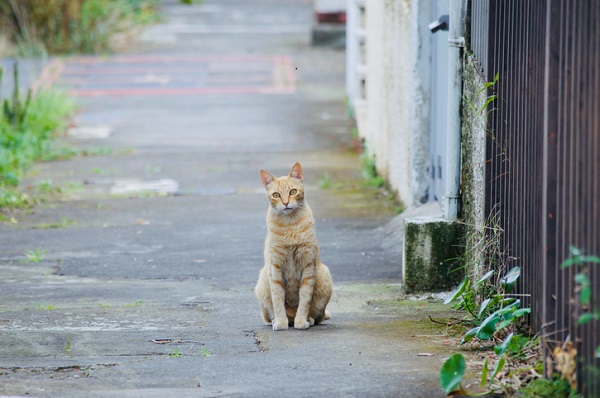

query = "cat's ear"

[
  {"left": 260, "top": 169, "right": 276, "bottom": 187},
  {"left": 289, "top": 162, "right": 303, "bottom": 181}
]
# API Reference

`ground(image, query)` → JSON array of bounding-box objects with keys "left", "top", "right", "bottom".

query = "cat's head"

[{"left": 259, "top": 162, "right": 305, "bottom": 215}]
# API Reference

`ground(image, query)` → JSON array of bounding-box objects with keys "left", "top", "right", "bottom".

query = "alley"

[{"left": 0, "top": 1, "right": 454, "bottom": 396}]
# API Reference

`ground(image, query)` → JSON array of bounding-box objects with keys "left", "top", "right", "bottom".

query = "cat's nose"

[{"left": 282, "top": 201, "right": 289, "bottom": 206}]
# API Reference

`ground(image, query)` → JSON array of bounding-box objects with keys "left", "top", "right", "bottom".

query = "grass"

[
  {"left": 22, "top": 248, "right": 47, "bottom": 263},
  {"left": 34, "top": 302, "right": 56, "bottom": 310},
  {"left": 200, "top": 348, "right": 211, "bottom": 357},
  {"left": 125, "top": 300, "right": 143, "bottom": 307},
  {"left": 33, "top": 217, "right": 75, "bottom": 229},
  {"left": 168, "top": 347, "right": 183, "bottom": 358},
  {"left": 64, "top": 335, "right": 72, "bottom": 355},
  {"left": 0, "top": 64, "right": 76, "bottom": 210},
  {"left": 318, "top": 172, "right": 333, "bottom": 189}
]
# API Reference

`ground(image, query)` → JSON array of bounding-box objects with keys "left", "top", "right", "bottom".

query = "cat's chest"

[{"left": 268, "top": 220, "right": 315, "bottom": 246}]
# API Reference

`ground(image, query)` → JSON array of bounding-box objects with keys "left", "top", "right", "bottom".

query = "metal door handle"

[{"left": 429, "top": 15, "right": 449, "bottom": 33}]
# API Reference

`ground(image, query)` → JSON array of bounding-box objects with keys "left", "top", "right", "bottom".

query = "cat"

[{"left": 255, "top": 162, "right": 332, "bottom": 331}]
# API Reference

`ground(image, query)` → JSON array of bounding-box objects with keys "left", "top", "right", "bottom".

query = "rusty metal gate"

[{"left": 470, "top": 0, "right": 600, "bottom": 395}]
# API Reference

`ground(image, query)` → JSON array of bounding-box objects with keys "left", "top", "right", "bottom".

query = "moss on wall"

[
  {"left": 459, "top": 56, "right": 488, "bottom": 281},
  {"left": 403, "top": 219, "right": 465, "bottom": 293}
]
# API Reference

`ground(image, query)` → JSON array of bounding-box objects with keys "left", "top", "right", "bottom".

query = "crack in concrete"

[{"left": 246, "top": 330, "right": 269, "bottom": 352}]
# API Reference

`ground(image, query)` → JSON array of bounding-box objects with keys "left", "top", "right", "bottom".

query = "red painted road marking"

[{"left": 44, "top": 55, "right": 297, "bottom": 96}]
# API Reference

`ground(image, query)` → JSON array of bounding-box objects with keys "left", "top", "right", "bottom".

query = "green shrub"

[
  {"left": 0, "top": 64, "right": 75, "bottom": 204},
  {"left": 518, "top": 376, "right": 576, "bottom": 398},
  {"left": 0, "top": 0, "right": 160, "bottom": 55}
]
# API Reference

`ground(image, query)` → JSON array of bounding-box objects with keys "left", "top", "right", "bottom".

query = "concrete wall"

[{"left": 359, "top": 0, "right": 431, "bottom": 207}]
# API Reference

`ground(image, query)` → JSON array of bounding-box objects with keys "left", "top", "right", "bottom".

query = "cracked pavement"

[{"left": 0, "top": 1, "right": 458, "bottom": 396}]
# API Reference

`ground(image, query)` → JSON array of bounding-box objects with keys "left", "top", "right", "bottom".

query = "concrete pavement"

[{"left": 0, "top": 1, "right": 460, "bottom": 396}]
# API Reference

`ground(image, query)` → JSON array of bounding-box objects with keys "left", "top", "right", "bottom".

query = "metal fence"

[{"left": 470, "top": 0, "right": 600, "bottom": 395}]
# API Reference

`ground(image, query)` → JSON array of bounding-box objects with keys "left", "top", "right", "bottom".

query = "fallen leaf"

[{"left": 417, "top": 353, "right": 434, "bottom": 357}]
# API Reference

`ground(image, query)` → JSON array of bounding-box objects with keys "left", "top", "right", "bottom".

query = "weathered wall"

[
  {"left": 361, "top": 0, "right": 430, "bottom": 207},
  {"left": 460, "top": 55, "right": 487, "bottom": 280}
]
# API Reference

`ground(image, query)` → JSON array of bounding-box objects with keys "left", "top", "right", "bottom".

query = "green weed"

[
  {"left": 200, "top": 348, "right": 211, "bottom": 358},
  {"left": 91, "top": 167, "right": 117, "bottom": 176},
  {"left": 35, "top": 179, "right": 61, "bottom": 194},
  {"left": 80, "top": 147, "right": 114, "bottom": 157},
  {"left": 33, "top": 217, "right": 74, "bottom": 229},
  {"left": 518, "top": 376, "right": 576, "bottom": 398},
  {"left": 22, "top": 248, "right": 46, "bottom": 263},
  {"left": 34, "top": 302, "right": 55, "bottom": 310},
  {"left": 0, "top": 63, "right": 75, "bottom": 208},
  {"left": 360, "top": 152, "right": 385, "bottom": 188},
  {"left": 64, "top": 335, "right": 72, "bottom": 355},
  {"left": 0, "top": 189, "right": 35, "bottom": 209},
  {"left": 126, "top": 300, "right": 143, "bottom": 307},
  {"left": 318, "top": 173, "right": 332, "bottom": 189},
  {"left": 168, "top": 347, "right": 183, "bottom": 358}
]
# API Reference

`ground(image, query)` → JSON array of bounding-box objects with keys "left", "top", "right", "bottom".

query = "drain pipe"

[{"left": 444, "top": 0, "right": 466, "bottom": 220}]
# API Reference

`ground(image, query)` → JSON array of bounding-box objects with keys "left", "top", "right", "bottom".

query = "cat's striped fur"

[{"left": 255, "top": 162, "right": 332, "bottom": 331}]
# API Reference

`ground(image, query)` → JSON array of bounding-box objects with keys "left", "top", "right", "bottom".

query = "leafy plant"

[
  {"left": 445, "top": 266, "right": 530, "bottom": 340},
  {"left": 441, "top": 266, "right": 533, "bottom": 395},
  {"left": 440, "top": 353, "right": 465, "bottom": 394},
  {"left": 440, "top": 337, "right": 514, "bottom": 396},
  {"left": 561, "top": 246, "right": 600, "bottom": 326},
  {"left": 479, "top": 73, "right": 499, "bottom": 113},
  {"left": 518, "top": 375, "right": 577, "bottom": 398}
]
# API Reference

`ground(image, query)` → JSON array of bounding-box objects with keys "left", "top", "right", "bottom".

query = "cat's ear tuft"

[
  {"left": 260, "top": 169, "right": 276, "bottom": 187},
  {"left": 289, "top": 162, "right": 303, "bottom": 181}
]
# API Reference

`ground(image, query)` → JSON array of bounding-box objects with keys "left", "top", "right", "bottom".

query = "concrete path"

[{"left": 0, "top": 1, "right": 457, "bottom": 396}]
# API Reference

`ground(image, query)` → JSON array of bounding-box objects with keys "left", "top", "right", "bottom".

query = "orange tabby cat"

[{"left": 255, "top": 162, "right": 332, "bottom": 331}]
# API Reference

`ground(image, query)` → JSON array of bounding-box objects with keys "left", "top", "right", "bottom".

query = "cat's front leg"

[
  {"left": 294, "top": 261, "right": 316, "bottom": 329},
  {"left": 269, "top": 263, "right": 289, "bottom": 331}
]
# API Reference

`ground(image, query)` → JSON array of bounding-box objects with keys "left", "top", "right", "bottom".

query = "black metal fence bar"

[
  {"left": 544, "top": 1, "right": 600, "bottom": 394},
  {"left": 469, "top": 0, "right": 599, "bottom": 395}
]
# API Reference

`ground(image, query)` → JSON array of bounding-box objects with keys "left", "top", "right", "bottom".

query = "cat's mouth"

[{"left": 282, "top": 207, "right": 294, "bottom": 213}]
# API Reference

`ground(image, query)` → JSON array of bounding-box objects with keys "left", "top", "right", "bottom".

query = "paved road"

[{"left": 0, "top": 1, "right": 456, "bottom": 396}]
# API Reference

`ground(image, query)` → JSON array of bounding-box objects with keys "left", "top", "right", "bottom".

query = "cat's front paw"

[
  {"left": 272, "top": 319, "right": 289, "bottom": 331},
  {"left": 294, "top": 318, "right": 310, "bottom": 330}
]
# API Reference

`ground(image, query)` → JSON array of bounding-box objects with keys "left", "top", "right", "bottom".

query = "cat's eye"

[
  {"left": 289, "top": 189, "right": 297, "bottom": 195},
  {"left": 272, "top": 192, "right": 281, "bottom": 198}
]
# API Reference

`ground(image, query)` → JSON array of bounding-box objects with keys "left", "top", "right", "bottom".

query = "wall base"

[{"left": 402, "top": 216, "right": 465, "bottom": 293}]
